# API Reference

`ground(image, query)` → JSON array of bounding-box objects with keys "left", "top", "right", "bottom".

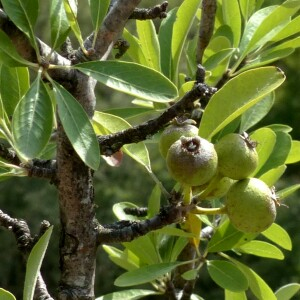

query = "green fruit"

[
  {"left": 225, "top": 178, "right": 277, "bottom": 233},
  {"left": 215, "top": 132, "right": 258, "bottom": 180},
  {"left": 159, "top": 120, "right": 198, "bottom": 158},
  {"left": 166, "top": 136, "right": 218, "bottom": 186}
]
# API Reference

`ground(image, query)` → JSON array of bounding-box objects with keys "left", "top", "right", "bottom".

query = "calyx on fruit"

[
  {"left": 166, "top": 136, "right": 218, "bottom": 186},
  {"left": 215, "top": 132, "right": 258, "bottom": 180},
  {"left": 225, "top": 178, "right": 277, "bottom": 233},
  {"left": 159, "top": 118, "right": 199, "bottom": 158}
]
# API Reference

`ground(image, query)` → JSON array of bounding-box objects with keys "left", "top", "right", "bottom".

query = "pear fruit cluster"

[{"left": 159, "top": 121, "right": 278, "bottom": 233}]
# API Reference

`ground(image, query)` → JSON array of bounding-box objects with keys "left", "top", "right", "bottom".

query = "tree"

[{"left": 0, "top": 0, "right": 300, "bottom": 299}]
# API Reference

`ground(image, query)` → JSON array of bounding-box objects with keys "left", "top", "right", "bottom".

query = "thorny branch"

[
  {"left": 0, "top": 211, "right": 54, "bottom": 300},
  {"left": 99, "top": 83, "right": 217, "bottom": 156}
]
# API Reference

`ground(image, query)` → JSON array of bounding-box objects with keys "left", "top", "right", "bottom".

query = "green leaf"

[
  {"left": 276, "top": 184, "right": 300, "bottom": 201},
  {"left": 238, "top": 1, "right": 300, "bottom": 60},
  {"left": 89, "top": 0, "right": 109, "bottom": 33},
  {"left": 0, "top": 289, "right": 16, "bottom": 300},
  {"left": 257, "top": 131, "right": 291, "bottom": 176},
  {"left": 171, "top": 0, "right": 201, "bottom": 82},
  {"left": 237, "top": 240, "right": 284, "bottom": 260},
  {"left": 170, "top": 237, "right": 189, "bottom": 262},
  {"left": 147, "top": 184, "right": 161, "bottom": 218},
  {"left": 240, "top": 92, "right": 275, "bottom": 132},
  {"left": 275, "top": 283, "right": 300, "bottom": 300},
  {"left": 0, "top": 30, "right": 34, "bottom": 67},
  {"left": 23, "top": 226, "right": 53, "bottom": 300},
  {"left": 96, "top": 289, "right": 160, "bottom": 300},
  {"left": 102, "top": 245, "right": 139, "bottom": 271},
  {"left": 199, "top": 67, "right": 285, "bottom": 140},
  {"left": 156, "top": 226, "right": 197, "bottom": 238},
  {"left": 113, "top": 202, "right": 140, "bottom": 221},
  {"left": 229, "top": 257, "right": 277, "bottom": 300},
  {"left": 52, "top": 81, "right": 100, "bottom": 170},
  {"left": 93, "top": 111, "right": 151, "bottom": 170},
  {"left": 262, "top": 223, "right": 292, "bottom": 251},
  {"left": 238, "top": 0, "right": 256, "bottom": 21},
  {"left": 271, "top": 15, "right": 300, "bottom": 42},
  {"left": 63, "top": 0, "right": 84, "bottom": 49},
  {"left": 207, "top": 260, "right": 248, "bottom": 292},
  {"left": 250, "top": 128, "right": 276, "bottom": 176},
  {"left": 0, "top": 65, "right": 29, "bottom": 116},
  {"left": 159, "top": 8, "right": 177, "bottom": 78},
  {"left": 285, "top": 140, "right": 300, "bottom": 164},
  {"left": 259, "top": 165, "right": 286, "bottom": 187},
  {"left": 182, "top": 269, "right": 198, "bottom": 281},
  {"left": 74, "top": 61, "right": 178, "bottom": 102},
  {"left": 136, "top": 20, "right": 160, "bottom": 71},
  {"left": 266, "top": 124, "right": 293, "bottom": 133},
  {"left": 222, "top": 0, "right": 241, "bottom": 47},
  {"left": 50, "top": 0, "right": 70, "bottom": 50},
  {"left": 12, "top": 75, "right": 53, "bottom": 160},
  {"left": 1, "top": 0, "right": 39, "bottom": 51},
  {"left": 208, "top": 219, "right": 256, "bottom": 253},
  {"left": 114, "top": 261, "right": 185, "bottom": 287},
  {"left": 104, "top": 107, "right": 154, "bottom": 120},
  {"left": 225, "top": 290, "right": 247, "bottom": 300}
]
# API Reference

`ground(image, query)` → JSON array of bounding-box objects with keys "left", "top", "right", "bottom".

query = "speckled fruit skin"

[
  {"left": 226, "top": 178, "right": 276, "bottom": 233},
  {"left": 159, "top": 123, "right": 199, "bottom": 158},
  {"left": 215, "top": 133, "right": 258, "bottom": 180},
  {"left": 166, "top": 136, "right": 218, "bottom": 186}
]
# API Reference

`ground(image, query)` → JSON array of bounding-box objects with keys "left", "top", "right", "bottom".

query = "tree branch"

[
  {"left": 129, "top": 2, "right": 168, "bottom": 20},
  {"left": 99, "top": 83, "right": 217, "bottom": 156},
  {"left": 0, "top": 211, "right": 54, "bottom": 300},
  {"left": 97, "top": 199, "right": 196, "bottom": 244},
  {"left": 197, "top": 0, "right": 217, "bottom": 64}
]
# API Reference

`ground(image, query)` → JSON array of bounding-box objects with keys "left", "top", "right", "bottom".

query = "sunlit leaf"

[
  {"left": 0, "top": 289, "right": 16, "bottom": 300},
  {"left": 147, "top": 184, "right": 161, "bottom": 218},
  {"left": 262, "top": 223, "right": 292, "bottom": 250},
  {"left": 89, "top": 0, "right": 109, "bottom": 34},
  {"left": 276, "top": 184, "right": 300, "bottom": 201},
  {"left": 96, "top": 289, "right": 160, "bottom": 300},
  {"left": 259, "top": 165, "right": 286, "bottom": 187},
  {"left": 74, "top": 61, "right": 178, "bottom": 102},
  {"left": 285, "top": 140, "right": 300, "bottom": 164},
  {"left": 23, "top": 226, "right": 53, "bottom": 300},
  {"left": 12, "top": 74, "right": 53, "bottom": 160},
  {"left": 275, "top": 283, "right": 300, "bottom": 300},
  {"left": 52, "top": 81, "right": 100, "bottom": 170},
  {"left": 225, "top": 289, "right": 247, "bottom": 300},
  {"left": 207, "top": 260, "right": 248, "bottom": 292},
  {"left": 114, "top": 261, "right": 185, "bottom": 287},
  {"left": 199, "top": 67, "right": 285, "bottom": 140}
]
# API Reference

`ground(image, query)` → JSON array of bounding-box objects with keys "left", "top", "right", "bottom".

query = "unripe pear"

[
  {"left": 159, "top": 119, "right": 198, "bottom": 158},
  {"left": 215, "top": 132, "right": 258, "bottom": 180},
  {"left": 225, "top": 178, "right": 277, "bottom": 233},
  {"left": 166, "top": 136, "right": 218, "bottom": 186}
]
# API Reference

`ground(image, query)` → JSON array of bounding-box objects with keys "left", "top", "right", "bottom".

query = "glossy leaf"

[
  {"left": 89, "top": 0, "right": 109, "bottom": 33},
  {"left": 285, "top": 140, "right": 300, "bottom": 164},
  {"left": 250, "top": 128, "right": 276, "bottom": 176},
  {"left": 0, "top": 65, "right": 29, "bottom": 116},
  {"left": 114, "top": 261, "right": 185, "bottom": 287},
  {"left": 50, "top": 0, "right": 70, "bottom": 49},
  {"left": 0, "top": 31, "right": 34, "bottom": 67},
  {"left": 229, "top": 257, "right": 277, "bottom": 300},
  {"left": 159, "top": 8, "right": 177, "bottom": 78},
  {"left": 93, "top": 111, "right": 151, "bottom": 170},
  {"left": 225, "top": 290, "right": 247, "bottom": 300},
  {"left": 12, "top": 75, "right": 53, "bottom": 160},
  {"left": 208, "top": 219, "right": 256, "bottom": 253},
  {"left": 222, "top": 0, "right": 241, "bottom": 47},
  {"left": 207, "top": 260, "right": 248, "bottom": 292},
  {"left": 237, "top": 240, "right": 284, "bottom": 260},
  {"left": 259, "top": 165, "right": 286, "bottom": 187},
  {"left": 240, "top": 92, "right": 274, "bottom": 132},
  {"left": 52, "top": 81, "right": 100, "bottom": 170},
  {"left": 277, "top": 184, "right": 300, "bottom": 201},
  {"left": 257, "top": 131, "right": 291, "bottom": 176},
  {"left": 96, "top": 289, "right": 160, "bottom": 300},
  {"left": 74, "top": 61, "right": 178, "bottom": 102},
  {"left": 23, "top": 226, "right": 53, "bottom": 300},
  {"left": 63, "top": 0, "right": 84, "bottom": 49},
  {"left": 102, "top": 245, "right": 139, "bottom": 271},
  {"left": 275, "top": 283, "right": 300, "bottom": 300},
  {"left": 199, "top": 67, "right": 285, "bottom": 140},
  {"left": 0, "top": 289, "right": 16, "bottom": 300},
  {"left": 1, "top": 0, "right": 39, "bottom": 50},
  {"left": 171, "top": 0, "right": 201, "bottom": 82},
  {"left": 271, "top": 15, "right": 300, "bottom": 42},
  {"left": 136, "top": 20, "right": 160, "bottom": 71},
  {"left": 262, "top": 223, "right": 292, "bottom": 251}
]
